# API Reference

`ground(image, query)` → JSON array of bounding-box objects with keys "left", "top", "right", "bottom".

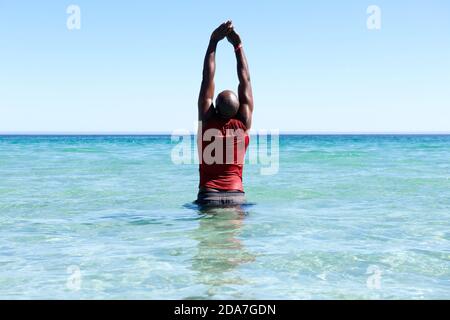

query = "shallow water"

[{"left": 0, "top": 135, "right": 449, "bottom": 299}]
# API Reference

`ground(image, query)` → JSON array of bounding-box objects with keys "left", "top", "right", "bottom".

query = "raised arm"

[
  {"left": 198, "top": 21, "right": 233, "bottom": 121},
  {"left": 227, "top": 29, "right": 254, "bottom": 129}
]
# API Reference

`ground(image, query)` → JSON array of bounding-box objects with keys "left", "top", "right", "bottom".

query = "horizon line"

[{"left": 1, "top": 131, "right": 450, "bottom": 136}]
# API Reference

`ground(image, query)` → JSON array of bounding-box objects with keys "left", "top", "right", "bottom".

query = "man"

[{"left": 196, "top": 21, "right": 254, "bottom": 206}]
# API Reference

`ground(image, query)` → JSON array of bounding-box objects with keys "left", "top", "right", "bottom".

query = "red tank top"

[{"left": 198, "top": 116, "right": 249, "bottom": 191}]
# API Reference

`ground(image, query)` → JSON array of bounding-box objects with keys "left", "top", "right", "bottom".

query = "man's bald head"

[{"left": 216, "top": 90, "right": 240, "bottom": 119}]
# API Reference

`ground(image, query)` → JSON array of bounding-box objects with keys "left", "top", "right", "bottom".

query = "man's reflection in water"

[{"left": 190, "top": 204, "right": 256, "bottom": 290}]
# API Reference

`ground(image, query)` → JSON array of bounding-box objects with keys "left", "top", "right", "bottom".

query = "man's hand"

[
  {"left": 227, "top": 28, "right": 242, "bottom": 48},
  {"left": 210, "top": 20, "right": 233, "bottom": 43}
]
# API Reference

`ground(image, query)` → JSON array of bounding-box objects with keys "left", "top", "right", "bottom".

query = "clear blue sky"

[{"left": 1, "top": 0, "right": 449, "bottom": 133}]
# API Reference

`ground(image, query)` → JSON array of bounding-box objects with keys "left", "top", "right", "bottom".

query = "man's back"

[{"left": 198, "top": 115, "right": 249, "bottom": 191}]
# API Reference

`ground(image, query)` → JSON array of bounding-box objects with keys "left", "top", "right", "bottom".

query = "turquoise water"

[{"left": 0, "top": 135, "right": 449, "bottom": 299}]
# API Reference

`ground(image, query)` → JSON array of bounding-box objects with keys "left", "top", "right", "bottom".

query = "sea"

[{"left": 0, "top": 134, "right": 449, "bottom": 299}]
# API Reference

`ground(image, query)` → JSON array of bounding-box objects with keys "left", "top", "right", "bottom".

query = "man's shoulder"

[{"left": 228, "top": 117, "right": 248, "bottom": 130}]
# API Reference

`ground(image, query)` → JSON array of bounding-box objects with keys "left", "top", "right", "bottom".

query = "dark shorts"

[{"left": 196, "top": 191, "right": 246, "bottom": 206}]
